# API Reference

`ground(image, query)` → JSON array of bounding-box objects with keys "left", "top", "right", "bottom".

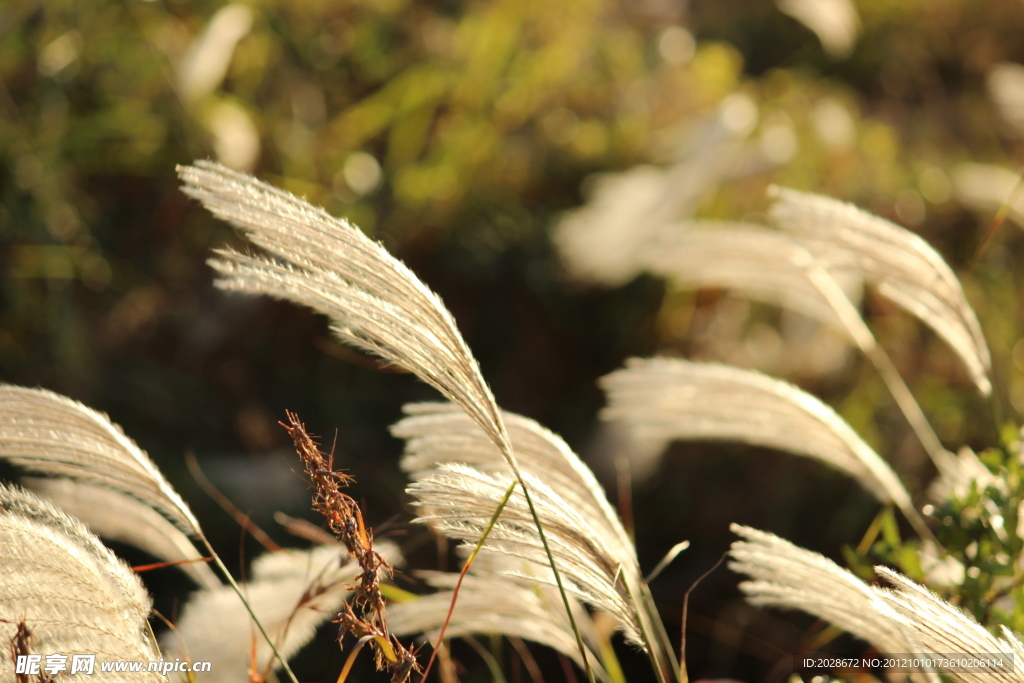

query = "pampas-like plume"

[
  {"left": 395, "top": 403, "right": 635, "bottom": 568},
  {"left": 602, "top": 358, "right": 919, "bottom": 525},
  {"left": 730, "top": 525, "right": 1024, "bottom": 683},
  {"left": 0, "top": 483, "right": 163, "bottom": 678},
  {"left": 729, "top": 524, "right": 926, "bottom": 658},
  {"left": 988, "top": 62, "right": 1024, "bottom": 137},
  {"left": 179, "top": 161, "right": 512, "bottom": 462},
  {"left": 776, "top": 0, "right": 860, "bottom": 58},
  {"left": 874, "top": 568, "right": 1024, "bottom": 683},
  {"left": 388, "top": 555, "right": 609, "bottom": 681},
  {"left": 769, "top": 186, "right": 992, "bottom": 396},
  {"left": 26, "top": 478, "right": 219, "bottom": 590},
  {"left": 395, "top": 401, "right": 676, "bottom": 671},
  {"left": 0, "top": 385, "right": 201, "bottom": 535},
  {"left": 163, "top": 542, "right": 399, "bottom": 682},
  {"left": 640, "top": 223, "right": 863, "bottom": 332},
  {"left": 953, "top": 163, "right": 1024, "bottom": 229},
  {"left": 408, "top": 463, "right": 644, "bottom": 646}
]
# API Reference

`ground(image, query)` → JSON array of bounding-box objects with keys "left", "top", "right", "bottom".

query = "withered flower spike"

[
  {"left": 7, "top": 620, "right": 54, "bottom": 683},
  {"left": 281, "top": 411, "right": 418, "bottom": 683}
]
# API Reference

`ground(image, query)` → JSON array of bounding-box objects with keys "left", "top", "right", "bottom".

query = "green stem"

[
  {"left": 420, "top": 482, "right": 518, "bottom": 682},
  {"left": 517, "top": 481, "right": 598, "bottom": 683},
  {"left": 621, "top": 574, "right": 670, "bottom": 683},
  {"left": 199, "top": 535, "right": 301, "bottom": 683}
]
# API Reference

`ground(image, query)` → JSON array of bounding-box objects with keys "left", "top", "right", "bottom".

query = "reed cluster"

[{"left": 0, "top": 160, "right": 1020, "bottom": 683}]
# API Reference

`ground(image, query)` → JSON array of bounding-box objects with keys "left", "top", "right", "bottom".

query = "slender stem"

[
  {"left": 807, "top": 264, "right": 958, "bottom": 479},
  {"left": 420, "top": 482, "right": 518, "bottom": 682},
  {"left": 199, "top": 535, "right": 301, "bottom": 683},
  {"left": 463, "top": 636, "right": 509, "bottom": 683},
  {"left": 483, "top": 414, "right": 597, "bottom": 683},
  {"left": 639, "top": 582, "right": 681, "bottom": 681},
  {"left": 621, "top": 574, "right": 670, "bottom": 683},
  {"left": 679, "top": 553, "right": 727, "bottom": 682},
  {"left": 806, "top": 264, "right": 942, "bottom": 542},
  {"left": 517, "top": 482, "right": 598, "bottom": 683}
]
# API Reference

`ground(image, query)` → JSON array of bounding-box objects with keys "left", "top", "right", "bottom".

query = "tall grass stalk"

[{"left": 197, "top": 534, "right": 302, "bottom": 683}]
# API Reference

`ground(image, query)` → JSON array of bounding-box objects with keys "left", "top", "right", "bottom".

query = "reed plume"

[
  {"left": 730, "top": 524, "right": 1024, "bottom": 683},
  {"left": 396, "top": 401, "right": 675, "bottom": 673},
  {"left": 603, "top": 358, "right": 920, "bottom": 531},
  {"left": 640, "top": 222, "right": 863, "bottom": 333},
  {"left": 769, "top": 186, "right": 992, "bottom": 396},
  {"left": 387, "top": 553, "right": 609, "bottom": 681},
  {"left": 26, "top": 477, "right": 218, "bottom": 590},
  {"left": 0, "top": 483, "right": 163, "bottom": 679},
  {"left": 0, "top": 385, "right": 203, "bottom": 540}
]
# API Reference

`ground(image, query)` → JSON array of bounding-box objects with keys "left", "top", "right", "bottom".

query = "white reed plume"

[
  {"left": 988, "top": 63, "right": 1024, "bottom": 137},
  {"left": 0, "top": 484, "right": 163, "bottom": 677},
  {"left": 395, "top": 403, "right": 634, "bottom": 567},
  {"left": 396, "top": 402, "right": 675, "bottom": 669},
  {"left": 388, "top": 554, "right": 608, "bottom": 681},
  {"left": 927, "top": 446, "right": 999, "bottom": 503},
  {"left": 769, "top": 186, "right": 992, "bottom": 396},
  {"left": 409, "top": 463, "right": 645, "bottom": 643},
  {"left": 163, "top": 542, "right": 398, "bottom": 681},
  {"left": 953, "top": 163, "right": 1024, "bottom": 229},
  {"left": 27, "top": 477, "right": 219, "bottom": 590},
  {"left": 180, "top": 161, "right": 513, "bottom": 462},
  {"left": 553, "top": 110, "right": 751, "bottom": 288},
  {"left": 729, "top": 524, "right": 924, "bottom": 656},
  {"left": 602, "top": 358, "right": 925, "bottom": 534},
  {"left": 731, "top": 525, "right": 1024, "bottom": 683},
  {"left": 0, "top": 385, "right": 201, "bottom": 535},
  {"left": 639, "top": 222, "right": 863, "bottom": 331},
  {"left": 874, "top": 568, "right": 1024, "bottom": 683},
  {"left": 776, "top": 0, "right": 860, "bottom": 58}
]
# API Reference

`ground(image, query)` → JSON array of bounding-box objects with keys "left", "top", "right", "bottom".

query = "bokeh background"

[{"left": 3, "top": 0, "right": 1024, "bottom": 680}]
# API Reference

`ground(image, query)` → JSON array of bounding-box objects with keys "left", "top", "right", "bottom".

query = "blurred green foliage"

[{"left": 4, "top": 0, "right": 1024, "bottom": 680}]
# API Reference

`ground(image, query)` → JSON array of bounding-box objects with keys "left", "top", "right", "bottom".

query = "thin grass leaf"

[
  {"left": 26, "top": 477, "right": 220, "bottom": 590},
  {"left": 0, "top": 385, "right": 201, "bottom": 535},
  {"left": 769, "top": 186, "right": 992, "bottom": 396},
  {"left": 602, "top": 358, "right": 918, "bottom": 524},
  {"left": 0, "top": 483, "right": 163, "bottom": 677}
]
